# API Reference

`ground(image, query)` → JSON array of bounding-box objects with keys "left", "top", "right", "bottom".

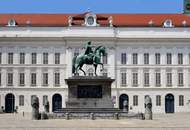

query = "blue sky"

[{"left": 0, "top": 0, "right": 183, "bottom": 14}]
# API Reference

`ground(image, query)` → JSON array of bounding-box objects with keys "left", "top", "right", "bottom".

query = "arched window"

[{"left": 8, "top": 19, "right": 17, "bottom": 26}]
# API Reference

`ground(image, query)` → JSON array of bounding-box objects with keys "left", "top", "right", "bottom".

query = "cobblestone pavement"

[{"left": 0, "top": 112, "right": 190, "bottom": 130}]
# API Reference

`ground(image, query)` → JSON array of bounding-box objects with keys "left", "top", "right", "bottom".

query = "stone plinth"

[{"left": 65, "top": 76, "right": 114, "bottom": 108}]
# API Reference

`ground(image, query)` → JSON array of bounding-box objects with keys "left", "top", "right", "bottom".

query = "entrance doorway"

[
  {"left": 119, "top": 94, "right": 129, "bottom": 110},
  {"left": 52, "top": 94, "right": 62, "bottom": 112},
  {"left": 5, "top": 93, "right": 15, "bottom": 113},
  {"left": 165, "top": 94, "right": 174, "bottom": 113}
]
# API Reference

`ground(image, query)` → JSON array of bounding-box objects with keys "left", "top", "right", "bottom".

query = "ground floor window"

[
  {"left": 133, "top": 95, "right": 138, "bottom": 106},
  {"left": 156, "top": 95, "right": 161, "bottom": 106},
  {"left": 19, "top": 95, "right": 24, "bottom": 106},
  {"left": 179, "top": 95, "right": 184, "bottom": 106},
  {"left": 43, "top": 95, "right": 48, "bottom": 105}
]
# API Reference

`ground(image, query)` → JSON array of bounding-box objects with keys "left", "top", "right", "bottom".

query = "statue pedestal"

[{"left": 65, "top": 76, "right": 114, "bottom": 108}]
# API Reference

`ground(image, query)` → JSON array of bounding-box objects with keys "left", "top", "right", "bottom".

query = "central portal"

[{"left": 65, "top": 76, "right": 114, "bottom": 108}]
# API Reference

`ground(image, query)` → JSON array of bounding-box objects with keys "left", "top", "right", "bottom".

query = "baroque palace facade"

[{"left": 0, "top": 12, "right": 190, "bottom": 113}]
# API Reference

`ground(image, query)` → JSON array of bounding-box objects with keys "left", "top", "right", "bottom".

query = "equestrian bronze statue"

[{"left": 72, "top": 41, "right": 106, "bottom": 76}]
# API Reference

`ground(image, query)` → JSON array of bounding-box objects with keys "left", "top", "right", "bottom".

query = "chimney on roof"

[
  {"left": 108, "top": 16, "right": 113, "bottom": 27},
  {"left": 68, "top": 16, "right": 73, "bottom": 27}
]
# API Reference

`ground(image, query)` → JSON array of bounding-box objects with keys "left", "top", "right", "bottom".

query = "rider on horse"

[{"left": 84, "top": 41, "right": 95, "bottom": 62}]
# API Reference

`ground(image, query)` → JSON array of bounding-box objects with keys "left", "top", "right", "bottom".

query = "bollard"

[
  {"left": 65, "top": 113, "right": 69, "bottom": 120},
  {"left": 114, "top": 112, "right": 119, "bottom": 120}
]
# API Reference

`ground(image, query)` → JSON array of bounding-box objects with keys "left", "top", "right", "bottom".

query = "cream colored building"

[{"left": 0, "top": 13, "right": 190, "bottom": 113}]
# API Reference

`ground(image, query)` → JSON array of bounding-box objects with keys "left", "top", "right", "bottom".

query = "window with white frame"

[
  {"left": 55, "top": 53, "right": 60, "bottom": 64},
  {"left": 102, "top": 69, "right": 107, "bottom": 77},
  {"left": 132, "top": 53, "right": 138, "bottom": 64},
  {"left": 178, "top": 72, "right": 184, "bottom": 86},
  {"left": 88, "top": 68, "right": 94, "bottom": 76},
  {"left": 54, "top": 72, "right": 60, "bottom": 86},
  {"left": 121, "top": 53, "right": 127, "bottom": 64},
  {"left": 132, "top": 72, "right": 138, "bottom": 86},
  {"left": 43, "top": 95, "right": 48, "bottom": 105},
  {"left": 133, "top": 95, "right": 138, "bottom": 106},
  {"left": 8, "top": 53, "right": 13, "bottom": 64},
  {"left": 19, "top": 73, "right": 25, "bottom": 86},
  {"left": 166, "top": 72, "right": 172, "bottom": 86},
  {"left": 31, "top": 73, "right": 36, "bottom": 86},
  {"left": 103, "top": 53, "right": 107, "bottom": 64},
  {"left": 155, "top": 53, "right": 160, "bottom": 64},
  {"left": 144, "top": 53, "right": 149, "bottom": 64},
  {"left": 7, "top": 73, "right": 13, "bottom": 86},
  {"left": 43, "top": 73, "right": 48, "bottom": 86},
  {"left": 155, "top": 72, "right": 161, "bottom": 86},
  {"left": 144, "top": 72, "right": 149, "bottom": 86},
  {"left": 178, "top": 53, "right": 183, "bottom": 64},
  {"left": 179, "top": 95, "right": 184, "bottom": 106},
  {"left": 156, "top": 95, "right": 161, "bottom": 106},
  {"left": 19, "top": 95, "right": 24, "bottom": 106},
  {"left": 31, "top": 95, "right": 37, "bottom": 105},
  {"left": 0, "top": 73, "right": 1, "bottom": 86},
  {"left": 167, "top": 53, "right": 172, "bottom": 64},
  {"left": 121, "top": 72, "right": 127, "bottom": 86},
  {"left": 31, "top": 53, "right": 37, "bottom": 64},
  {"left": 43, "top": 53, "right": 48, "bottom": 64},
  {"left": 20, "top": 53, "right": 25, "bottom": 64},
  {"left": 0, "top": 53, "right": 2, "bottom": 64}
]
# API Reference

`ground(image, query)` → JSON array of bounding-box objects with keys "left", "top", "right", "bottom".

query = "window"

[
  {"left": 55, "top": 53, "right": 60, "bottom": 64},
  {"left": 88, "top": 68, "right": 93, "bottom": 76},
  {"left": 155, "top": 53, "right": 160, "bottom": 64},
  {"left": 19, "top": 95, "right": 24, "bottom": 106},
  {"left": 43, "top": 53, "right": 48, "bottom": 64},
  {"left": 156, "top": 95, "right": 161, "bottom": 106},
  {"left": 7, "top": 73, "right": 13, "bottom": 86},
  {"left": 74, "top": 52, "right": 79, "bottom": 57},
  {"left": 132, "top": 53, "right": 138, "bottom": 64},
  {"left": 163, "top": 19, "right": 173, "bottom": 28},
  {"left": 179, "top": 95, "right": 184, "bottom": 106},
  {"left": 0, "top": 53, "right": 2, "bottom": 64},
  {"left": 8, "top": 19, "right": 16, "bottom": 26},
  {"left": 167, "top": 53, "right": 172, "bottom": 64},
  {"left": 0, "top": 73, "right": 1, "bottom": 86},
  {"left": 121, "top": 72, "right": 127, "bottom": 86},
  {"left": 20, "top": 53, "right": 25, "bottom": 64},
  {"left": 102, "top": 69, "right": 108, "bottom": 77},
  {"left": 31, "top": 95, "right": 37, "bottom": 105},
  {"left": 31, "top": 73, "right": 36, "bottom": 86},
  {"left": 121, "top": 53, "right": 127, "bottom": 64},
  {"left": 43, "top": 95, "right": 48, "bottom": 105},
  {"left": 144, "top": 53, "right": 149, "bottom": 64},
  {"left": 19, "top": 73, "right": 25, "bottom": 86},
  {"left": 8, "top": 53, "right": 13, "bottom": 64},
  {"left": 144, "top": 72, "right": 149, "bottom": 86},
  {"left": 166, "top": 73, "right": 172, "bottom": 86},
  {"left": 43, "top": 73, "right": 48, "bottom": 86},
  {"left": 133, "top": 95, "right": 138, "bottom": 106},
  {"left": 178, "top": 53, "right": 183, "bottom": 64},
  {"left": 54, "top": 72, "right": 60, "bottom": 86},
  {"left": 132, "top": 72, "right": 138, "bottom": 86},
  {"left": 178, "top": 72, "right": 184, "bottom": 86},
  {"left": 31, "top": 53, "right": 37, "bottom": 64},
  {"left": 155, "top": 72, "right": 161, "bottom": 86},
  {"left": 103, "top": 53, "right": 107, "bottom": 64}
]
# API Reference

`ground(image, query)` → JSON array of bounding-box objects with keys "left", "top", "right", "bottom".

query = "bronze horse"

[{"left": 72, "top": 45, "right": 106, "bottom": 76}]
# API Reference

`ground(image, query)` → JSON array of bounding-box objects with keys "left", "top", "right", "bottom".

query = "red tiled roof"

[{"left": 0, "top": 13, "right": 190, "bottom": 27}]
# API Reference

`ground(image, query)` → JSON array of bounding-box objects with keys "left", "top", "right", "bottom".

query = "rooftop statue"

[{"left": 72, "top": 41, "right": 106, "bottom": 76}]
